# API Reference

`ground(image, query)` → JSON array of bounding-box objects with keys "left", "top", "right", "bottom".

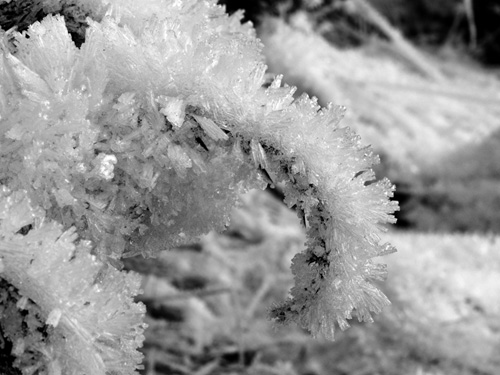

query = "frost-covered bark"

[{"left": 0, "top": 0, "right": 397, "bottom": 373}]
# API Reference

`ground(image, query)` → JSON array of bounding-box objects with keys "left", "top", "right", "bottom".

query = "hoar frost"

[{"left": 0, "top": 0, "right": 397, "bottom": 373}]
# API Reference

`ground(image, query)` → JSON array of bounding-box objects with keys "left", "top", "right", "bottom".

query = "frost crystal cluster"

[{"left": 0, "top": 0, "right": 398, "bottom": 373}]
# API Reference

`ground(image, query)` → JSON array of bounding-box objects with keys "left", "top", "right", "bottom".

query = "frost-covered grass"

[
  {"left": 1, "top": 1, "right": 498, "bottom": 374},
  {"left": 128, "top": 8, "right": 500, "bottom": 375},
  {"left": 379, "top": 231, "right": 500, "bottom": 374},
  {"left": 0, "top": 1, "right": 399, "bottom": 373},
  {"left": 259, "top": 15, "right": 500, "bottom": 176},
  {"left": 259, "top": 15, "right": 500, "bottom": 233},
  {"left": 124, "top": 189, "right": 305, "bottom": 374},
  {"left": 308, "top": 231, "right": 500, "bottom": 375},
  {"left": 129, "top": 192, "right": 500, "bottom": 375}
]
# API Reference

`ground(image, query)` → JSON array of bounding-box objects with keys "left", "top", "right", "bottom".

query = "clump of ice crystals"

[
  {"left": 0, "top": 0, "right": 397, "bottom": 373},
  {"left": 0, "top": 188, "right": 146, "bottom": 375}
]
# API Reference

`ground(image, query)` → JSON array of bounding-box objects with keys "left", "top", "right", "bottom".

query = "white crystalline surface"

[{"left": 0, "top": 0, "right": 397, "bottom": 373}]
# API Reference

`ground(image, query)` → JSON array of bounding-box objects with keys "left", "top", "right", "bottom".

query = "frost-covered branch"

[{"left": 0, "top": 0, "right": 397, "bottom": 373}]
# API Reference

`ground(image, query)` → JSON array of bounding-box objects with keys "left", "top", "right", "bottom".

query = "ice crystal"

[
  {"left": 0, "top": 0, "right": 398, "bottom": 373},
  {"left": 0, "top": 188, "right": 146, "bottom": 374}
]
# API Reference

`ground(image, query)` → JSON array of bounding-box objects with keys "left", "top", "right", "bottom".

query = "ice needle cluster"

[{"left": 0, "top": 0, "right": 397, "bottom": 373}]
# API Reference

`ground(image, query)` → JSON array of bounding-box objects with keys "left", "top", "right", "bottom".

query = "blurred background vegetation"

[
  {"left": 221, "top": 0, "right": 500, "bottom": 65},
  {"left": 1, "top": 1, "right": 499, "bottom": 374}
]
